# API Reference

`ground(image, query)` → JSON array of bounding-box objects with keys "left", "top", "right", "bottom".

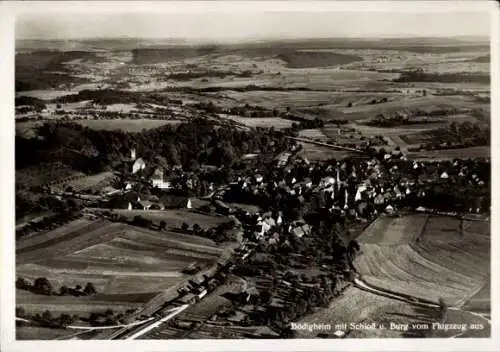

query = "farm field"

[
  {"left": 321, "top": 126, "right": 367, "bottom": 146},
  {"left": 298, "top": 142, "right": 355, "bottom": 161},
  {"left": 52, "top": 171, "right": 117, "bottom": 193},
  {"left": 223, "top": 91, "right": 338, "bottom": 110},
  {"left": 462, "top": 281, "right": 490, "bottom": 314},
  {"left": 407, "top": 146, "right": 490, "bottom": 160},
  {"left": 16, "top": 216, "right": 225, "bottom": 317},
  {"left": 297, "top": 285, "right": 490, "bottom": 338},
  {"left": 15, "top": 37, "right": 491, "bottom": 340},
  {"left": 16, "top": 119, "right": 183, "bottom": 137},
  {"left": 220, "top": 115, "right": 295, "bottom": 129},
  {"left": 298, "top": 129, "right": 329, "bottom": 142},
  {"left": 16, "top": 162, "right": 85, "bottom": 188},
  {"left": 16, "top": 289, "right": 148, "bottom": 315},
  {"left": 221, "top": 90, "right": 405, "bottom": 110},
  {"left": 312, "top": 94, "right": 486, "bottom": 121},
  {"left": 16, "top": 90, "right": 79, "bottom": 100},
  {"left": 16, "top": 326, "right": 70, "bottom": 340},
  {"left": 351, "top": 122, "right": 447, "bottom": 138},
  {"left": 107, "top": 208, "right": 228, "bottom": 232},
  {"left": 72, "top": 119, "right": 183, "bottom": 132},
  {"left": 353, "top": 214, "right": 490, "bottom": 308}
]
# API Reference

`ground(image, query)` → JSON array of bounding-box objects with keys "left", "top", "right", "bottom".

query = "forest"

[{"left": 16, "top": 118, "right": 291, "bottom": 174}]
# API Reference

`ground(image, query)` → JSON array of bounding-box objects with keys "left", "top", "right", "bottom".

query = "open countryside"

[{"left": 14, "top": 9, "right": 491, "bottom": 341}]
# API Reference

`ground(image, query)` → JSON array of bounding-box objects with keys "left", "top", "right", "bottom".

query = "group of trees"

[
  {"left": 16, "top": 307, "right": 126, "bottom": 329},
  {"left": 16, "top": 307, "right": 79, "bottom": 329},
  {"left": 227, "top": 206, "right": 361, "bottom": 331},
  {"left": 180, "top": 221, "right": 239, "bottom": 243},
  {"left": 232, "top": 266, "right": 350, "bottom": 335},
  {"left": 393, "top": 69, "right": 489, "bottom": 84},
  {"left": 88, "top": 308, "right": 126, "bottom": 326},
  {"left": 17, "top": 119, "right": 291, "bottom": 176},
  {"left": 16, "top": 277, "right": 97, "bottom": 297},
  {"left": 166, "top": 69, "right": 255, "bottom": 81},
  {"left": 16, "top": 50, "right": 91, "bottom": 91},
  {"left": 289, "top": 117, "right": 325, "bottom": 131},
  {"left": 52, "top": 89, "right": 182, "bottom": 107},
  {"left": 422, "top": 121, "right": 490, "bottom": 150},
  {"left": 194, "top": 101, "right": 275, "bottom": 118},
  {"left": 363, "top": 106, "right": 467, "bottom": 128}
]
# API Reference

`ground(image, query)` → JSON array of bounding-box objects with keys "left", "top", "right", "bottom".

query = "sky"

[{"left": 15, "top": 9, "right": 491, "bottom": 41}]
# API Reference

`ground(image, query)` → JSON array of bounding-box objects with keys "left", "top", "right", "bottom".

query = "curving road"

[{"left": 353, "top": 277, "right": 491, "bottom": 325}]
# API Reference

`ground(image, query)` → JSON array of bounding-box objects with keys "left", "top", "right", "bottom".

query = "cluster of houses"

[
  {"left": 111, "top": 142, "right": 488, "bottom": 241},
  {"left": 215, "top": 145, "right": 489, "bottom": 243}
]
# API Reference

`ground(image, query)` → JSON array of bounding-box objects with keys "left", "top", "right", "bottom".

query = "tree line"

[{"left": 16, "top": 277, "right": 97, "bottom": 297}]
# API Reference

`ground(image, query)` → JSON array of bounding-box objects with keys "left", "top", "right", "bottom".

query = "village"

[
  {"left": 64, "top": 136, "right": 486, "bottom": 339},
  {"left": 11, "top": 11, "right": 492, "bottom": 341}
]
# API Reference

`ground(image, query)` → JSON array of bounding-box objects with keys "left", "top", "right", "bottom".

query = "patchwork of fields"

[
  {"left": 354, "top": 214, "right": 490, "bottom": 308},
  {"left": 16, "top": 213, "right": 226, "bottom": 315},
  {"left": 297, "top": 213, "right": 490, "bottom": 338}
]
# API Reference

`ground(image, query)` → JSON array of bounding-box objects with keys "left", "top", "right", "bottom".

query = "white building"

[
  {"left": 132, "top": 158, "right": 146, "bottom": 174},
  {"left": 151, "top": 167, "right": 171, "bottom": 189}
]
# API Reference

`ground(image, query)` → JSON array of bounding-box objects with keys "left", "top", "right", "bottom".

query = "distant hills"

[{"left": 16, "top": 36, "right": 489, "bottom": 53}]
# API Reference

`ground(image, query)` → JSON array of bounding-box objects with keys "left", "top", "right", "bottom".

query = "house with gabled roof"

[{"left": 151, "top": 167, "right": 172, "bottom": 189}]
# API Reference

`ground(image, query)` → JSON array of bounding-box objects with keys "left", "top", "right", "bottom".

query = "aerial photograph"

[{"left": 13, "top": 5, "right": 491, "bottom": 341}]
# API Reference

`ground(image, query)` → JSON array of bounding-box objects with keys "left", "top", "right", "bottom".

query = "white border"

[
  {"left": 2, "top": 1, "right": 496, "bottom": 14},
  {"left": 1, "top": 1, "right": 499, "bottom": 352}
]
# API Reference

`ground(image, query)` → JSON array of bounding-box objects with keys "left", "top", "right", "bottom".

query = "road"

[
  {"left": 287, "top": 136, "right": 365, "bottom": 153},
  {"left": 67, "top": 317, "right": 155, "bottom": 330},
  {"left": 123, "top": 304, "right": 190, "bottom": 340},
  {"left": 353, "top": 276, "right": 491, "bottom": 325},
  {"left": 104, "top": 245, "right": 253, "bottom": 340}
]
